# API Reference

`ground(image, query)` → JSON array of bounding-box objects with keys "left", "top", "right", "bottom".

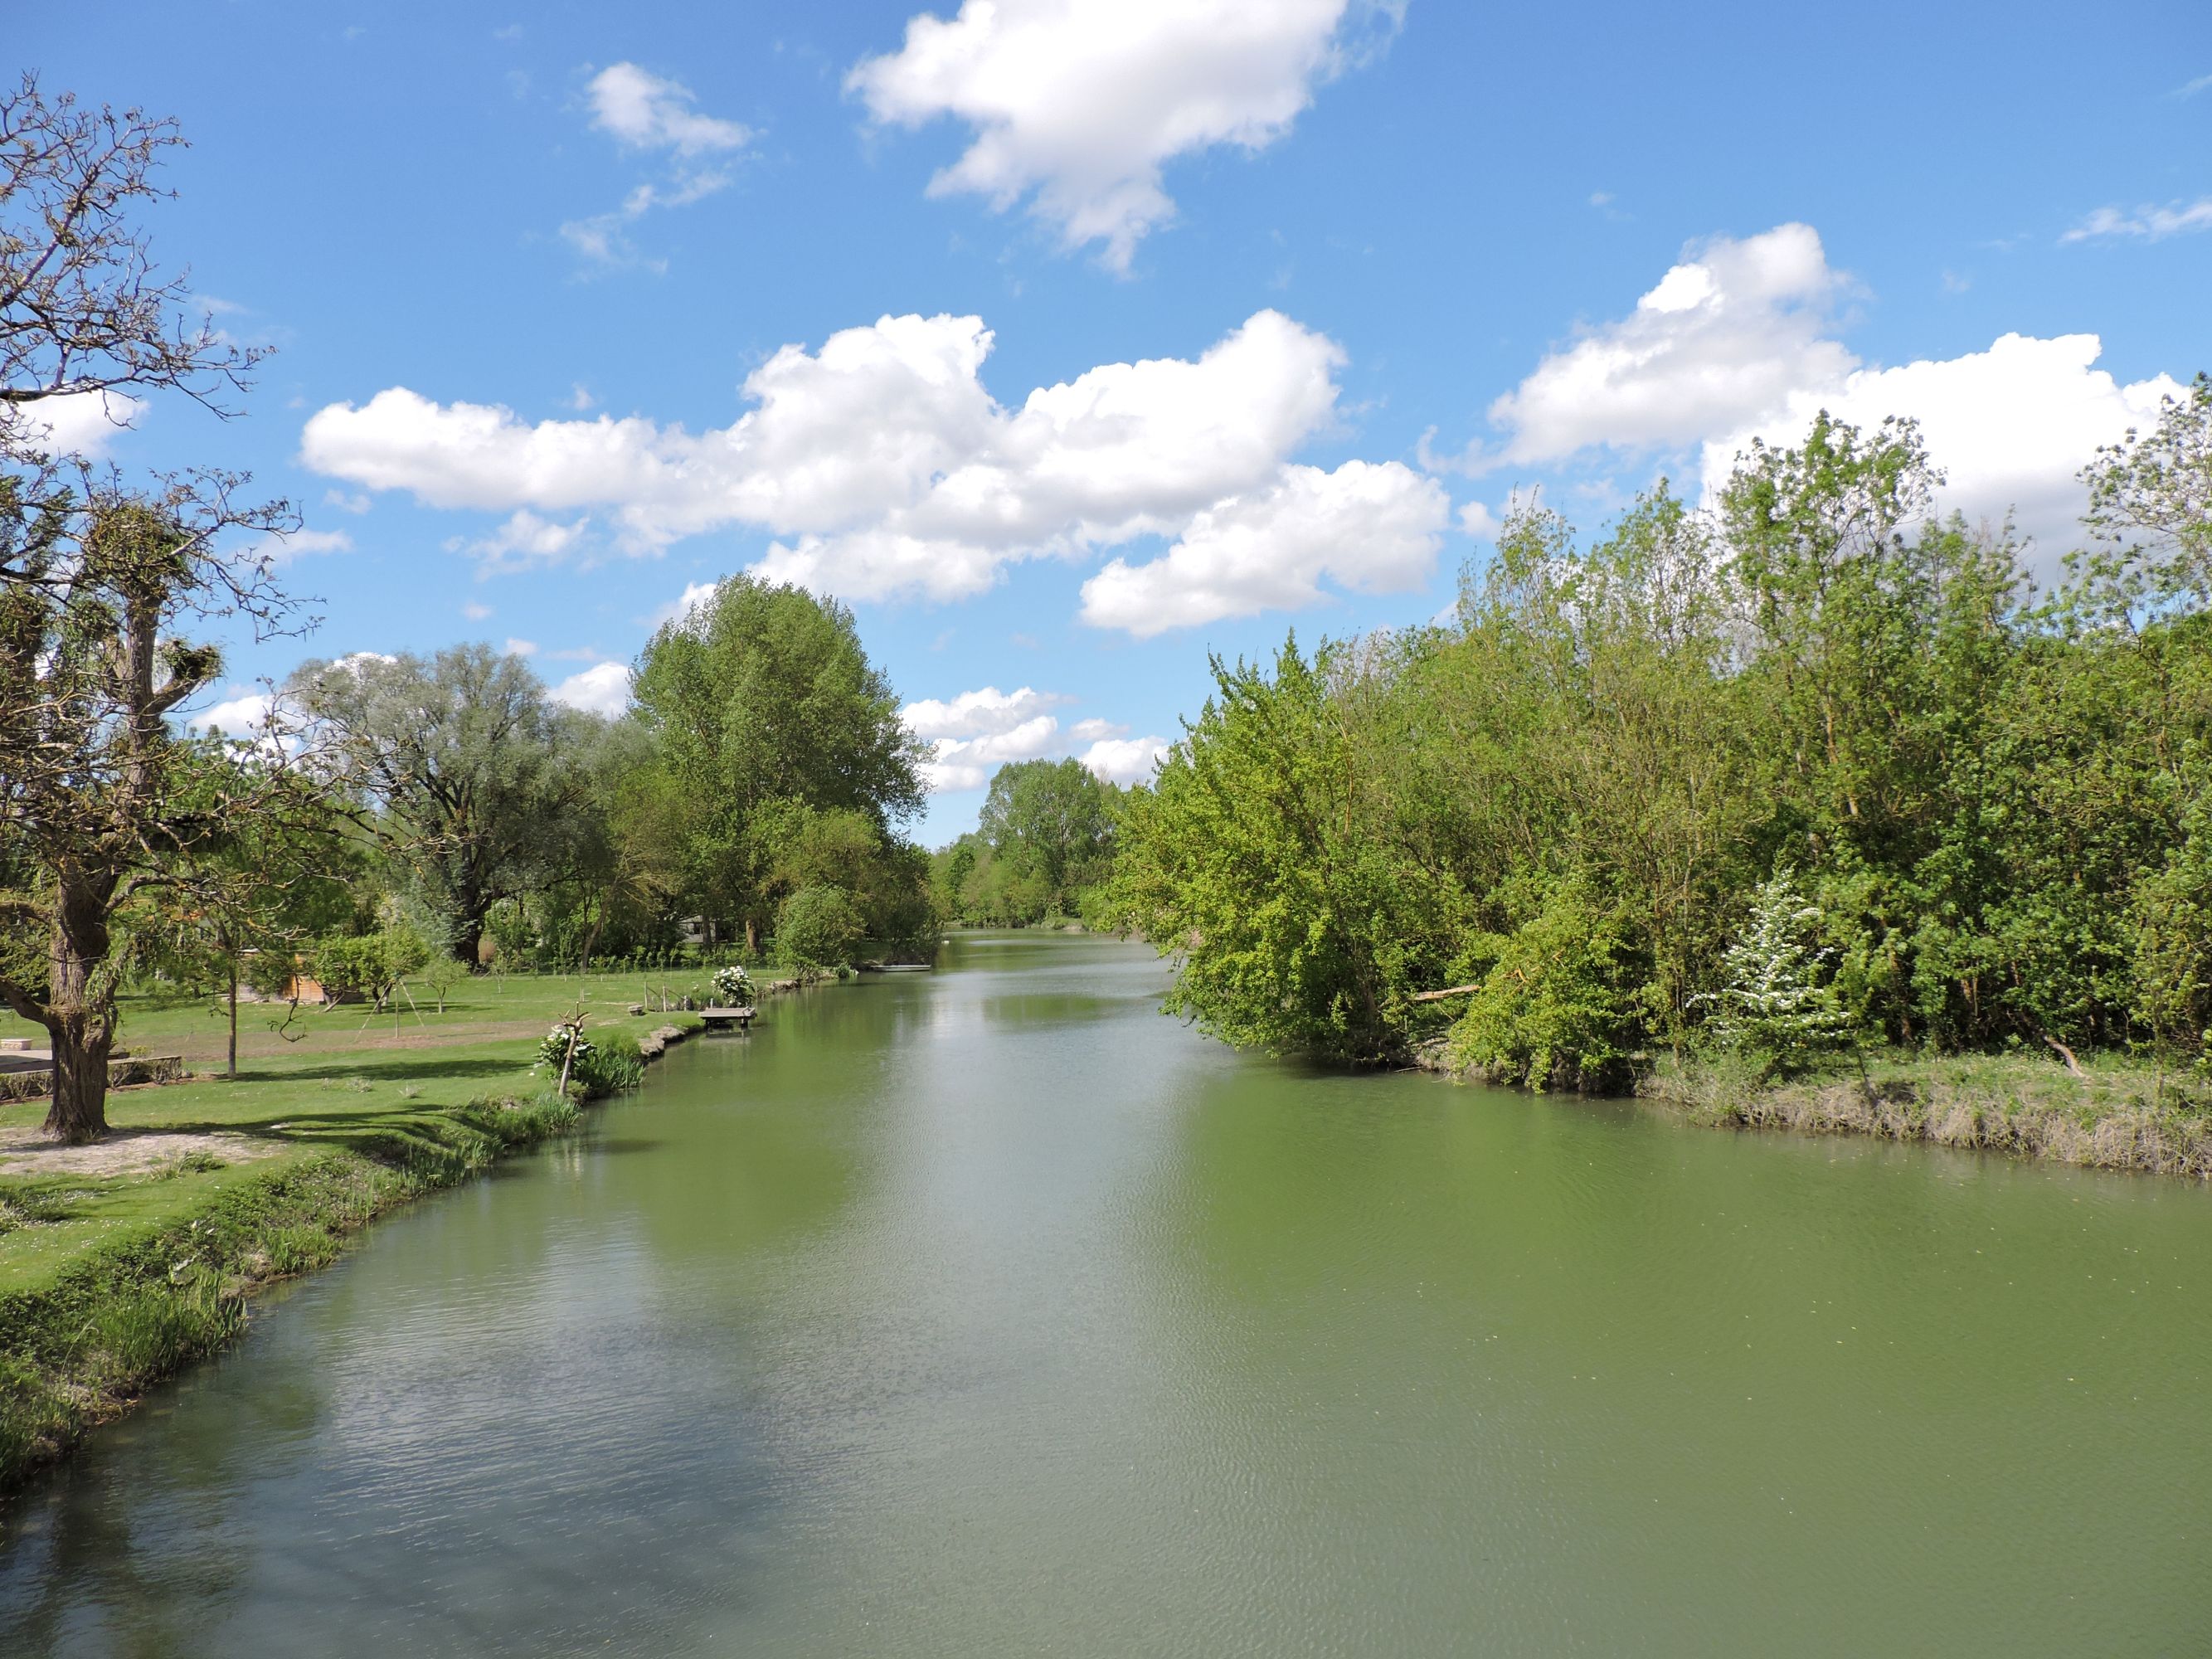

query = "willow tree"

[{"left": 288, "top": 645, "right": 597, "bottom": 964}]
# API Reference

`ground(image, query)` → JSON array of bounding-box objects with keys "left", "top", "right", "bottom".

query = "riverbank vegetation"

[{"left": 1106, "top": 389, "right": 2212, "bottom": 1163}]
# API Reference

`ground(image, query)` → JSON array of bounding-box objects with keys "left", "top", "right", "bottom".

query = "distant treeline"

[
  {"left": 1105, "top": 388, "right": 2212, "bottom": 1088},
  {"left": 931, "top": 759, "right": 1123, "bottom": 928}
]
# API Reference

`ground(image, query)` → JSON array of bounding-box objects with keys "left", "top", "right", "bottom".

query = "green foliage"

[
  {"left": 1114, "top": 400, "right": 2212, "bottom": 1085},
  {"left": 1447, "top": 878, "right": 1640, "bottom": 1091},
  {"left": 288, "top": 645, "right": 598, "bottom": 962},
  {"left": 1104, "top": 639, "right": 1465, "bottom": 1062},
  {"left": 944, "top": 757, "right": 1123, "bottom": 925},
  {"left": 630, "top": 573, "right": 930, "bottom": 948},
  {"left": 775, "top": 883, "right": 865, "bottom": 971},
  {"left": 312, "top": 927, "right": 430, "bottom": 1011}
]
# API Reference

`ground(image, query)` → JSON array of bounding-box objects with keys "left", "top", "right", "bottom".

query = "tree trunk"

[
  {"left": 454, "top": 919, "right": 483, "bottom": 967},
  {"left": 745, "top": 917, "right": 759, "bottom": 954},
  {"left": 43, "top": 879, "right": 119, "bottom": 1144},
  {"left": 227, "top": 959, "right": 240, "bottom": 1078},
  {"left": 44, "top": 1024, "right": 113, "bottom": 1145}
]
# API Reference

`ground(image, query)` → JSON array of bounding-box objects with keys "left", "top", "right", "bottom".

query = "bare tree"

[{"left": 1, "top": 73, "right": 261, "bottom": 450}]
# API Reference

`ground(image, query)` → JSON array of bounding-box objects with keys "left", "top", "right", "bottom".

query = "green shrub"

[
  {"left": 1448, "top": 878, "right": 1641, "bottom": 1092},
  {"left": 776, "top": 883, "right": 865, "bottom": 971}
]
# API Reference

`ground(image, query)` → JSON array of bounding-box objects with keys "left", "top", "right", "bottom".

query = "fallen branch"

[
  {"left": 1412, "top": 983, "right": 1481, "bottom": 1003},
  {"left": 2042, "top": 1034, "right": 2087, "bottom": 1079}
]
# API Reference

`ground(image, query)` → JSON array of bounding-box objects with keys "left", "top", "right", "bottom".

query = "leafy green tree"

[
  {"left": 0, "top": 80, "right": 309, "bottom": 1141},
  {"left": 0, "top": 498, "right": 318, "bottom": 1141},
  {"left": 1111, "top": 406, "right": 2212, "bottom": 1088},
  {"left": 976, "top": 758, "right": 1121, "bottom": 920},
  {"left": 631, "top": 574, "right": 926, "bottom": 947},
  {"left": 289, "top": 645, "right": 597, "bottom": 965},
  {"left": 1446, "top": 877, "right": 1639, "bottom": 1092},
  {"left": 2073, "top": 373, "right": 2211, "bottom": 621},
  {"left": 138, "top": 775, "right": 357, "bottom": 1075},
  {"left": 311, "top": 926, "right": 428, "bottom": 1014},
  {"left": 1106, "top": 639, "right": 1462, "bottom": 1063}
]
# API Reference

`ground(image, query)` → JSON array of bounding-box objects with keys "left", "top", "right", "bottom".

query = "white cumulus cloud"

[
  {"left": 1485, "top": 223, "right": 1855, "bottom": 467},
  {"left": 902, "top": 684, "right": 1072, "bottom": 740},
  {"left": 1079, "top": 734, "right": 1170, "bottom": 785},
  {"left": 188, "top": 688, "right": 276, "bottom": 740},
  {"left": 303, "top": 309, "right": 1413, "bottom": 630},
  {"left": 7, "top": 390, "right": 141, "bottom": 458},
  {"left": 1079, "top": 459, "right": 1448, "bottom": 636},
  {"left": 901, "top": 684, "right": 1167, "bottom": 791},
  {"left": 549, "top": 661, "right": 632, "bottom": 718},
  {"left": 848, "top": 0, "right": 1399, "bottom": 268},
  {"left": 1473, "top": 222, "right": 2189, "bottom": 562},
  {"left": 1701, "top": 332, "right": 2185, "bottom": 557}
]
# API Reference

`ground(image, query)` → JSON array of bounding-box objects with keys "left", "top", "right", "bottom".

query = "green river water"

[{"left": 2, "top": 932, "right": 2207, "bottom": 1655}]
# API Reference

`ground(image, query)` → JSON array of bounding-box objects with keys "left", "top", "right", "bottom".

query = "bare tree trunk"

[
  {"left": 227, "top": 958, "right": 239, "bottom": 1078},
  {"left": 455, "top": 919, "right": 483, "bottom": 967}
]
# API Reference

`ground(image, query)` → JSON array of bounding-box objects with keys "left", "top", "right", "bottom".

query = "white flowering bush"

[
  {"left": 537, "top": 1025, "right": 591, "bottom": 1072},
  {"left": 712, "top": 964, "right": 755, "bottom": 1008},
  {"left": 1698, "top": 871, "right": 1859, "bottom": 1078}
]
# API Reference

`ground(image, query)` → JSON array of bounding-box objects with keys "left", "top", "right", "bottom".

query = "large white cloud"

[
  {"left": 304, "top": 309, "right": 1412, "bottom": 630},
  {"left": 901, "top": 684, "right": 1069, "bottom": 791},
  {"left": 1701, "top": 333, "right": 2185, "bottom": 557},
  {"left": 902, "top": 684, "right": 1071, "bottom": 740},
  {"left": 848, "top": 0, "right": 1398, "bottom": 268},
  {"left": 1485, "top": 223, "right": 1854, "bottom": 466},
  {"left": 1078, "top": 733, "right": 1170, "bottom": 785},
  {"left": 1480, "top": 222, "right": 2188, "bottom": 561},
  {"left": 1080, "top": 459, "right": 1447, "bottom": 635}
]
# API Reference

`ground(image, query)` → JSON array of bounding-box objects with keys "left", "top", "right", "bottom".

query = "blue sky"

[{"left": 21, "top": 0, "right": 2211, "bottom": 842}]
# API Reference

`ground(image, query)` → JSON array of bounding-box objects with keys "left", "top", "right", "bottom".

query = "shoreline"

[
  {"left": 0, "top": 1010, "right": 713, "bottom": 1496},
  {"left": 1416, "top": 1041, "right": 2212, "bottom": 1180}
]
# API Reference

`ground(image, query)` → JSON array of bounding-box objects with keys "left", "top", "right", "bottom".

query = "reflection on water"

[{"left": 4, "top": 932, "right": 2210, "bottom": 1657}]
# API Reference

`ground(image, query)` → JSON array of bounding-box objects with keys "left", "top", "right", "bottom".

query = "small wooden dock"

[{"left": 698, "top": 1006, "right": 756, "bottom": 1033}]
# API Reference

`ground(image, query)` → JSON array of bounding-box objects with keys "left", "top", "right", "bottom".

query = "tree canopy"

[{"left": 1108, "top": 397, "right": 2212, "bottom": 1084}]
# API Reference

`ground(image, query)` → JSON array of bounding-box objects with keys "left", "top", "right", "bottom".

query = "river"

[{"left": 2, "top": 932, "right": 2206, "bottom": 1655}]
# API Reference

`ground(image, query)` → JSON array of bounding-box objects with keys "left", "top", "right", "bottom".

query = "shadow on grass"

[{"left": 224, "top": 1056, "right": 527, "bottom": 1087}]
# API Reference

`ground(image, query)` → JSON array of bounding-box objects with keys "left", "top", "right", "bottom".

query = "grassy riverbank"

[
  {"left": 1640, "top": 1051, "right": 2212, "bottom": 1178},
  {"left": 0, "top": 971, "right": 719, "bottom": 1493}
]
